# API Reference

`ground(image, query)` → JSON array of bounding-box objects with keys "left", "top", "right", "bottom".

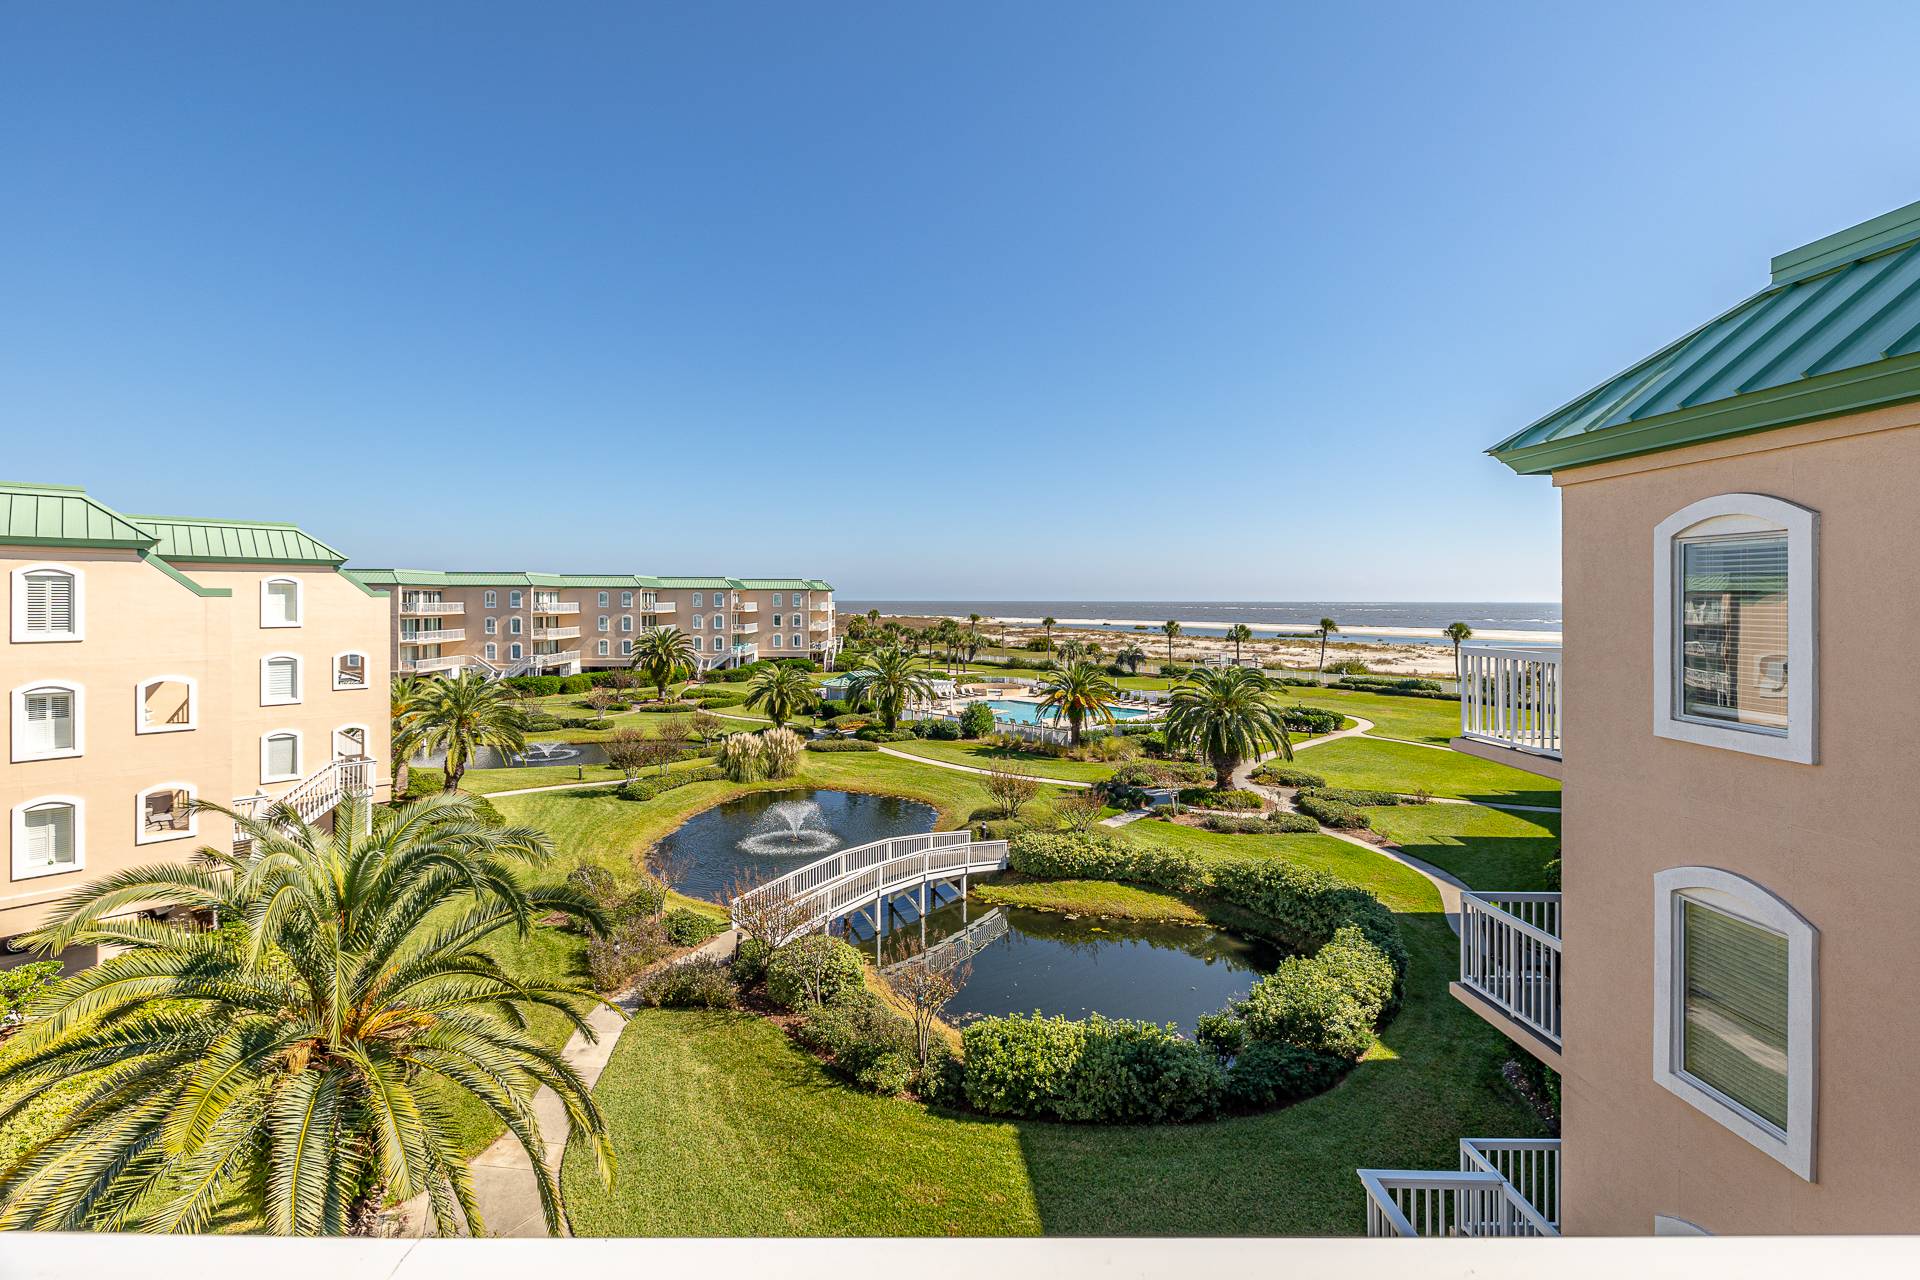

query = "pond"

[
  {"left": 413, "top": 741, "right": 610, "bottom": 769},
  {"left": 870, "top": 896, "right": 1282, "bottom": 1034},
  {"left": 653, "top": 788, "right": 939, "bottom": 904}
]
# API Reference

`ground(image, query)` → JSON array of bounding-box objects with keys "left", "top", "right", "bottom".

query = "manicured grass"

[
  {"left": 1294, "top": 736, "right": 1561, "bottom": 806},
  {"left": 1366, "top": 803, "right": 1561, "bottom": 891},
  {"left": 973, "top": 875, "right": 1209, "bottom": 925},
  {"left": 882, "top": 738, "right": 1120, "bottom": 783},
  {"left": 1279, "top": 687, "right": 1462, "bottom": 745}
]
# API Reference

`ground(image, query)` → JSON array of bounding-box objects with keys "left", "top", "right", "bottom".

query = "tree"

[
  {"left": 1316, "top": 617, "right": 1340, "bottom": 676},
  {"left": 744, "top": 663, "right": 812, "bottom": 730},
  {"left": 1162, "top": 619, "right": 1182, "bottom": 668},
  {"left": 1041, "top": 616, "right": 1057, "bottom": 652},
  {"left": 586, "top": 687, "right": 616, "bottom": 722},
  {"left": 983, "top": 765, "right": 1040, "bottom": 819},
  {"left": 1164, "top": 666, "right": 1293, "bottom": 791},
  {"left": 606, "top": 669, "right": 639, "bottom": 697},
  {"left": 635, "top": 734, "right": 682, "bottom": 777},
  {"left": 1445, "top": 621, "right": 1475, "bottom": 683},
  {"left": 1034, "top": 661, "right": 1120, "bottom": 745},
  {"left": 396, "top": 669, "right": 531, "bottom": 792},
  {"left": 1054, "top": 788, "right": 1104, "bottom": 833},
  {"left": 727, "top": 874, "right": 814, "bottom": 952},
  {"left": 602, "top": 727, "right": 653, "bottom": 782},
  {"left": 686, "top": 710, "right": 722, "bottom": 746},
  {"left": 0, "top": 793, "right": 611, "bottom": 1236},
  {"left": 1224, "top": 623, "right": 1252, "bottom": 666},
  {"left": 885, "top": 954, "right": 968, "bottom": 1071},
  {"left": 1116, "top": 642, "right": 1147, "bottom": 675},
  {"left": 631, "top": 626, "right": 699, "bottom": 702},
  {"left": 388, "top": 675, "right": 429, "bottom": 792},
  {"left": 844, "top": 645, "right": 938, "bottom": 731}
]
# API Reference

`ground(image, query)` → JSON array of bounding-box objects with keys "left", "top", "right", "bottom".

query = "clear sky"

[{"left": 6, "top": 2, "right": 1918, "bottom": 600}]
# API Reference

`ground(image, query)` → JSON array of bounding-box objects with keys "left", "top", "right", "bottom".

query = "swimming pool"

[{"left": 984, "top": 698, "right": 1154, "bottom": 726}]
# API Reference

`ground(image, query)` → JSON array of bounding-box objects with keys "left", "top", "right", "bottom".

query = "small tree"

[
  {"left": 603, "top": 727, "right": 653, "bottom": 782},
  {"left": 1316, "top": 617, "right": 1340, "bottom": 676},
  {"left": 635, "top": 735, "right": 682, "bottom": 776},
  {"left": 586, "top": 687, "right": 617, "bottom": 722},
  {"left": 984, "top": 764, "right": 1039, "bottom": 820},
  {"left": 1055, "top": 788, "right": 1104, "bottom": 833},
  {"left": 728, "top": 874, "right": 815, "bottom": 952},
  {"left": 886, "top": 955, "right": 968, "bottom": 1070},
  {"left": 607, "top": 669, "right": 639, "bottom": 696},
  {"left": 1445, "top": 621, "right": 1474, "bottom": 684},
  {"left": 688, "top": 710, "right": 724, "bottom": 746},
  {"left": 958, "top": 701, "right": 996, "bottom": 739}
]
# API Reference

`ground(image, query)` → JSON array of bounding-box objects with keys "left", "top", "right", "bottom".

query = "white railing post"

[
  {"left": 1458, "top": 645, "right": 1561, "bottom": 759},
  {"left": 1459, "top": 890, "right": 1562, "bottom": 1050}
]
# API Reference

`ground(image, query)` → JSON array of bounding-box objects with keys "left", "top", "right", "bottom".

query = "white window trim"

[
  {"left": 485, "top": 642, "right": 497, "bottom": 660},
  {"left": 484, "top": 590, "right": 498, "bottom": 608},
  {"left": 260, "top": 576, "right": 304, "bottom": 629},
  {"left": 1653, "top": 493, "right": 1818, "bottom": 764},
  {"left": 598, "top": 615, "right": 609, "bottom": 632},
  {"left": 260, "top": 653, "right": 303, "bottom": 707},
  {"left": 509, "top": 643, "right": 523, "bottom": 660},
  {"left": 509, "top": 617, "right": 522, "bottom": 635},
  {"left": 509, "top": 591, "right": 522, "bottom": 609},
  {"left": 11, "top": 680, "right": 85, "bottom": 762},
  {"left": 135, "top": 781, "right": 199, "bottom": 846},
  {"left": 12, "top": 795, "right": 84, "bottom": 880},
  {"left": 260, "top": 729, "right": 304, "bottom": 784},
  {"left": 1653, "top": 866, "right": 1817, "bottom": 1181},
  {"left": 332, "top": 723, "right": 371, "bottom": 760},
  {"left": 11, "top": 564, "right": 84, "bottom": 643},
  {"left": 484, "top": 617, "right": 497, "bottom": 635},
  {"left": 332, "top": 651, "right": 370, "bottom": 691},
  {"left": 597, "top": 639, "right": 610, "bottom": 656},
  {"left": 136, "top": 674, "right": 198, "bottom": 735}
]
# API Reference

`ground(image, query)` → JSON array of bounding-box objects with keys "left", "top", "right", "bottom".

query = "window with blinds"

[
  {"left": 265, "top": 733, "right": 299, "bottom": 778},
  {"left": 1681, "top": 898, "right": 1790, "bottom": 1132},
  {"left": 264, "top": 579, "right": 300, "bottom": 626},
  {"left": 24, "top": 571, "right": 76, "bottom": 635},
  {"left": 1677, "top": 534, "right": 1789, "bottom": 733},
  {"left": 23, "top": 804, "right": 76, "bottom": 868},
  {"left": 22, "top": 689, "right": 75, "bottom": 754},
  {"left": 264, "top": 657, "right": 299, "bottom": 702}
]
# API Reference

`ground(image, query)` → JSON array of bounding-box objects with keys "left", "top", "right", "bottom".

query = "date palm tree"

[
  {"left": 1165, "top": 666, "right": 1292, "bottom": 791},
  {"left": 630, "top": 625, "right": 699, "bottom": 702},
  {"left": 397, "top": 670, "right": 532, "bottom": 792},
  {"left": 388, "top": 675, "right": 429, "bottom": 793},
  {"left": 1315, "top": 617, "right": 1340, "bottom": 676},
  {"left": 1161, "top": 619, "right": 1182, "bottom": 669},
  {"left": 1035, "top": 661, "right": 1120, "bottom": 746},
  {"left": 1226, "top": 623, "right": 1253, "bottom": 665},
  {"left": 1116, "top": 642, "right": 1147, "bottom": 675},
  {"left": 744, "top": 662, "right": 812, "bottom": 730},
  {"left": 1445, "top": 621, "right": 1474, "bottom": 684},
  {"left": 0, "top": 793, "right": 611, "bottom": 1236},
  {"left": 844, "top": 645, "right": 938, "bottom": 731}
]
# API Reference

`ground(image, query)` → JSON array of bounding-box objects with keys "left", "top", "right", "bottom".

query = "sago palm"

[
  {"left": 1165, "top": 666, "right": 1292, "bottom": 790},
  {"left": 845, "top": 645, "right": 938, "bottom": 730},
  {"left": 1035, "top": 661, "right": 1120, "bottom": 745},
  {"left": 630, "top": 626, "right": 699, "bottom": 701},
  {"left": 397, "top": 670, "right": 532, "bottom": 792},
  {"left": 0, "top": 793, "right": 611, "bottom": 1236},
  {"left": 745, "top": 662, "right": 812, "bottom": 730}
]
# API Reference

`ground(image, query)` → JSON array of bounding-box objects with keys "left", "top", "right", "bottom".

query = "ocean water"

[{"left": 840, "top": 600, "right": 1561, "bottom": 645}]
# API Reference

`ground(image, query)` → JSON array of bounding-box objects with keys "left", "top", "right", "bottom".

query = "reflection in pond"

[{"left": 652, "top": 789, "right": 938, "bottom": 903}]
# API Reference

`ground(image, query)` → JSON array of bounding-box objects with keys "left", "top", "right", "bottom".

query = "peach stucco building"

[
  {"left": 344, "top": 570, "right": 837, "bottom": 676},
  {"left": 0, "top": 482, "right": 390, "bottom": 954},
  {"left": 1361, "top": 201, "right": 1920, "bottom": 1235}
]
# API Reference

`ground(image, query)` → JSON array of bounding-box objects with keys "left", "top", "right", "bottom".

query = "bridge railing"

[{"left": 729, "top": 830, "right": 1009, "bottom": 936}]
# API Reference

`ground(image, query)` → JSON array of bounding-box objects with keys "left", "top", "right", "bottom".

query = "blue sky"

[{"left": 5, "top": 2, "right": 1919, "bottom": 600}]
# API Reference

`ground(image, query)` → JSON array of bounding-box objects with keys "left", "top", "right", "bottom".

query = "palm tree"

[
  {"left": 1161, "top": 619, "right": 1182, "bottom": 669},
  {"left": 844, "top": 645, "right": 938, "bottom": 731},
  {"left": 1165, "top": 666, "right": 1292, "bottom": 791},
  {"left": 1315, "top": 617, "right": 1340, "bottom": 676},
  {"left": 0, "top": 793, "right": 612, "bottom": 1236},
  {"left": 1041, "top": 616, "right": 1057, "bottom": 652},
  {"left": 397, "top": 670, "right": 532, "bottom": 792},
  {"left": 1034, "top": 661, "right": 1120, "bottom": 746},
  {"left": 388, "top": 675, "right": 428, "bottom": 792},
  {"left": 630, "top": 626, "right": 699, "bottom": 702},
  {"left": 1116, "top": 642, "right": 1147, "bottom": 675},
  {"left": 1445, "top": 621, "right": 1474, "bottom": 684},
  {"left": 1226, "top": 623, "right": 1253, "bottom": 665},
  {"left": 745, "top": 662, "right": 812, "bottom": 730}
]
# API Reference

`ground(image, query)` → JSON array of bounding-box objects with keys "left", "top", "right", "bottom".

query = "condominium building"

[
  {"left": 1362, "top": 200, "right": 1920, "bottom": 1235},
  {"left": 0, "top": 482, "right": 391, "bottom": 956},
  {"left": 346, "top": 571, "right": 837, "bottom": 677}
]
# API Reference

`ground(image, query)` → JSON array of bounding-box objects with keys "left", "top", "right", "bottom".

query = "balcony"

[
  {"left": 399, "top": 599, "right": 465, "bottom": 617},
  {"left": 531, "top": 625, "right": 580, "bottom": 641},
  {"left": 398, "top": 654, "right": 466, "bottom": 674},
  {"left": 401, "top": 628, "right": 464, "bottom": 645},
  {"left": 735, "top": 601, "right": 759, "bottom": 613},
  {"left": 734, "top": 623, "right": 759, "bottom": 635},
  {"left": 1454, "top": 891, "right": 1562, "bottom": 1067},
  {"left": 531, "top": 649, "right": 580, "bottom": 669},
  {"left": 1359, "top": 1139, "right": 1561, "bottom": 1237},
  {"left": 810, "top": 619, "right": 831, "bottom": 631},
  {"left": 531, "top": 600, "right": 579, "bottom": 616},
  {"left": 1453, "top": 645, "right": 1562, "bottom": 779}
]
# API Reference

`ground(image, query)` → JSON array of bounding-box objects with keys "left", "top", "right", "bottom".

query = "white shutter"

[
  {"left": 24, "top": 691, "right": 74, "bottom": 753},
  {"left": 25, "top": 805, "right": 74, "bottom": 867},
  {"left": 266, "top": 658, "right": 298, "bottom": 701},
  {"left": 266, "top": 734, "right": 298, "bottom": 777},
  {"left": 25, "top": 572, "right": 74, "bottom": 634}
]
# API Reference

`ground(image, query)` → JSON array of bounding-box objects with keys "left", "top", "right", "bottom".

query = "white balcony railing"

[
  {"left": 397, "top": 654, "right": 465, "bottom": 674},
  {"left": 531, "top": 600, "right": 579, "bottom": 615},
  {"left": 531, "top": 649, "right": 580, "bottom": 668},
  {"left": 810, "top": 619, "right": 831, "bottom": 631},
  {"left": 401, "top": 628, "right": 464, "bottom": 645},
  {"left": 399, "top": 599, "right": 465, "bottom": 617},
  {"left": 735, "top": 601, "right": 759, "bottom": 613},
  {"left": 1359, "top": 1139, "right": 1560, "bottom": 1237},
  {"left": 1460, "top": 891, "right": 1562, "bottom": 1051},
  {"left": 531, "top": 625, "right": 580, "bottom": 641},
  {"left": 1458, "top": 645, "right": 1561, "bottom": 759},
  {"left": 735, "top": 623, "right": 760, "bottom": 635},
  {"left": 648, "top": 600, "right": 675, "bottom": 614}
]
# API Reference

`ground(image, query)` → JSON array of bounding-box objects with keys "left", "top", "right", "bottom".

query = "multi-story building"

[
  {"left": 347, "top": 571, "right": 837, "bottom": 677},
  {"left": 1360, "top": 200, "right": 1920, "bottom": 1235},
  {"left": 0, "top": 482, "right": 391, "bottom": 958}
]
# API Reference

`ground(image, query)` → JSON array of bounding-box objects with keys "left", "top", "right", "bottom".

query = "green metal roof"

[
  {"left": 127, "top": 514, "right": 347, "bottom": 564},
  {"left": 0, "top": 481, "right": 158, "bottom": 549},
  {"left": 734, "top": 577, "right": 834, "bottom": 591},
  {"left": 1493, "top": 200, "right": 1920, "bottom": 475},
  {"left": 654, "top": 576, "right": 738, "bottom": 589},
  {"left": 351, "top": 569, "right": 832, "bottom": 591}
]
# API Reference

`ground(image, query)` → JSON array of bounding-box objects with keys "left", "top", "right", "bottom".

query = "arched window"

[
  {"left": 11, "top": 565, "right": 82, "bottom": 642},
  {"left": 1654, "top": 493, "right": 1817, "bottom": 763},
  {"left": 260, "top": 576, "right": 302, "bottom": 628},
  {"left": 1654, "top": 866, "right": 1817, "bottom": 1180},
  {"left": 484, "top": 590, "right": 498, "bottom": 608},
  {"left": 136, "top": 782, "right": 197, "bottom": 845},
  {"left": 509, "top": 617, "right": 522, "bottom": 635},
  {"left": 137, "top": 675, "right": 196, "bottom": 733},
  {"left": 333, "top": 651, "right": 369, "bottom": 690},
  {"left": 13, "top": 796, "right": 82, "bottom": 878},
  {"left": 509, "top": 643, "right": 523, "bottom": 660},
  {"left": 598, "top": 591, "right": 610, "bottom": 607},
  {"left": 260, "top": 654, "right": 301, "bottom": 706},
  {"left": 597, "top": 639, "right": 610, "bottom": 656},
  {"left": 333, "top": 724, "right": 369, "bottom": 760},
  {"left": 620, "top": 615, "right": 633, "bottom": 633},
  {"left": 621, "top": 592, "right": 633, "bottom": 609},
  {"left": 598, "top": 615, "right": 609, "bottom": 632},
  {"left": 484, "top": 616, "right": 497, "bottom": 635},
  {"left": 485, "top": 642, "right": 497, "bottom": 661},
  {"left": 261, "top": 731, "right": 302, "bottom": 783},
  {"left": 771, "top": 634, "right": 783, "bottom": 648},
  {"left": 12, "top": 681, "right": 83, "bottom": 761}
]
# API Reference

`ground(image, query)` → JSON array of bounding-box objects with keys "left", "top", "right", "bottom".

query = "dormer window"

[
  {"left": 12, "top": 566, "right": 82, "bottom": 642},
  {"left": 13, "top": 682, "right": 83, "bottom": 761},
  {"left": 261, "top": 577, "right": 302, "bottom": 628}
]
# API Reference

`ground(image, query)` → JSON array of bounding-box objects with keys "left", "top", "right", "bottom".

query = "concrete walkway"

[{"left": 872, "top": 743, "right": 1093, "bottom": 788}]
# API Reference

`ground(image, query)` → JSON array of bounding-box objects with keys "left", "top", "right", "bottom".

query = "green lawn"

[
  {"left": 560, "top": 817, "right": 1547, "bottom": 1235},
  {"left": 974, "top": 875, "right": 1211, "bottom": 924},
  {"left": 1279, "top": 688, "right": 1462, "bottom": 745},
  {"left": 1366, "top": 803, "right": 1561, "bottom": 891},
  {"left": 1294, "top": 736, "right": 1561, "bottom": 806},
  {"left": 882, "top": 738, "right": 1119, "bottom": 783}
]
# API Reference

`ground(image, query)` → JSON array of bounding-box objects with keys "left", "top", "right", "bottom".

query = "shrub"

[
  {"left": 616, "top": 764, "right": 726, "bottom": 802},
  {"left": 732, "top": 936, "right": 773, "bottom": 982},
  {"left": 806, "top": 738, "right": 878, "bottom": 752},
  {"left": 1298, "top": 785, "right": 1404, "bottom": 807},
  {"left": 401, "top": 766, "right": 445, "bottom": 799},
  {"left": 1202, "top": 815, "right": 1274, "bottom": 834},
  {"left": 633, "top": 956, "right": 738, "bottom": 1008},
  {"left": 1250, "top": 765, "right": 1326, "bottom": 789},
  {"left": 1108, "top": 760, "right": 1212, "bottom": 787},
  {"left": 0, "top": 960, "right": 61, "bottom": 1030},
  {"left": 502, "top": 675, "right": 564, "bottom": 696},
  {"left": 695, "top": 690, "right": 749, "bottom": 708},
  {"left": 1008, "top": 831, "right": 1207, "bottom": 894},
  {"left": 958, "top": 701, "right": 997, "bottom": 738},
  {"left": 717, "top": 732, "right": 769, "bottom": 782},
  {"left": 1176, "top": 787, "right": 1264, "bottom": 810},
  {"left": 1237, "top": 925, "right": 1396, "bottom": 1058},
  {"left": 764, "top": 936, "right": 867, "bottom": 1009},
  {"left": 1294, "top": 794, "right": 1369, "bottom": 828},
  {"left": 1324, "top": 659, "right": 1371, "bottom": 675},
  {"left": 1195, "top": 1010, "right": 1248, "bottom": 1057},
  {"left": 1279, "top": 705, "right": 1341, "bottom": 736},
  {"left": 1543, "top": 855, "right": 1561, "bottom": 891},
  {"left": 761, "top": 726, "right": 804, "bottom": 779},
  {"left": 524, "top": 713, "right": 564, "bottom": 731},
  {"left": 961, "top": 1014, "right": 1223, "bottom": 1123},
  {"left": 1265, "top": 812, "right": 1321, "bottom": 833},
  {"left": 664, "top": 907, "right": 728, "bottom": 946},
  {"left": 1204, "top": 857, "right": 1406, "bottom": 984},
  {"left": 794, "top": 991, "right": 921, "bottom": 1096},
  {"left": 584, "top": 916, "right": 673, "bottom": 991},
  {"left": 959, "top": 1014, "right": 1086, "bottom": 1116},
  {"left": 925, "top": 717, "right": 962, "bottom": 740},
  {"left": 1221, "top": 1042, "right": 1349, "bottom": 1109}
]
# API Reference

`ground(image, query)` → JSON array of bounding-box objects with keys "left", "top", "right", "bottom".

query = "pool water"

[{"left": 984, "top": 699, "right": 1153, "bottom": 726}]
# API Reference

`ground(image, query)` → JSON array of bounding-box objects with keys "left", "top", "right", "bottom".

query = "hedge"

[
  {"left": 805, "top": 738, "right": 878, "bottom": 752},
  {"left": 1279, "top": 705, "right": 1341, "bottom": 736},
  {"left": 1008, "top": 831, "right": 1207, "bottom": 894},
  {"left": 1177, "top": 787, "right": 1264, "bottom": 810},
  {"left": 1293, "top": 794, "right": 1369, "bottom": 829},
  {"left": 1250, "top": 764, "right": 1326, "bottom": 789},
  {"left": 615, "top": 765, "right": 726, "bottom": 802},
  {"left": 962, "top": 1015, "right": 1224, "bottom": 1123},
  {"left": 1108, "top": 761, "right": 1212, "bottom": 787},
  {"left": 1203, "top": 812, "right": 1321, "bottom": 835},
  {"left": 765, "top": 936, "right": 867, "bottom": 1010},
  {"left": 1297, "top": 785, "right": 1415, "bottom": 807}
]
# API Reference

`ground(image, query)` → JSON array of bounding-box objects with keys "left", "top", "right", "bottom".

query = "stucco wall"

[{"left": 1555, "top": 401, "right": 1920, "bottom": 1234}]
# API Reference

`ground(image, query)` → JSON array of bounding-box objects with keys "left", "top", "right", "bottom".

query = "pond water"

[
  {"left": 413, "top": 741, "right": 610, "bottom": 769},
  {"left": 869, "top": 896, "right": 1282, "bottom": 1034},
  {"left": 653, "top": 788, "right": 939, "bottom": 903}
]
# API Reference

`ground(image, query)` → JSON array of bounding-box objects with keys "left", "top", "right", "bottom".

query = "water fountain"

[
  {"left": 509, "top": 742, "right": 583, "bottom": 765},
  {"left": 736, "top": 799, "right": 841, "bottom": 858}
]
